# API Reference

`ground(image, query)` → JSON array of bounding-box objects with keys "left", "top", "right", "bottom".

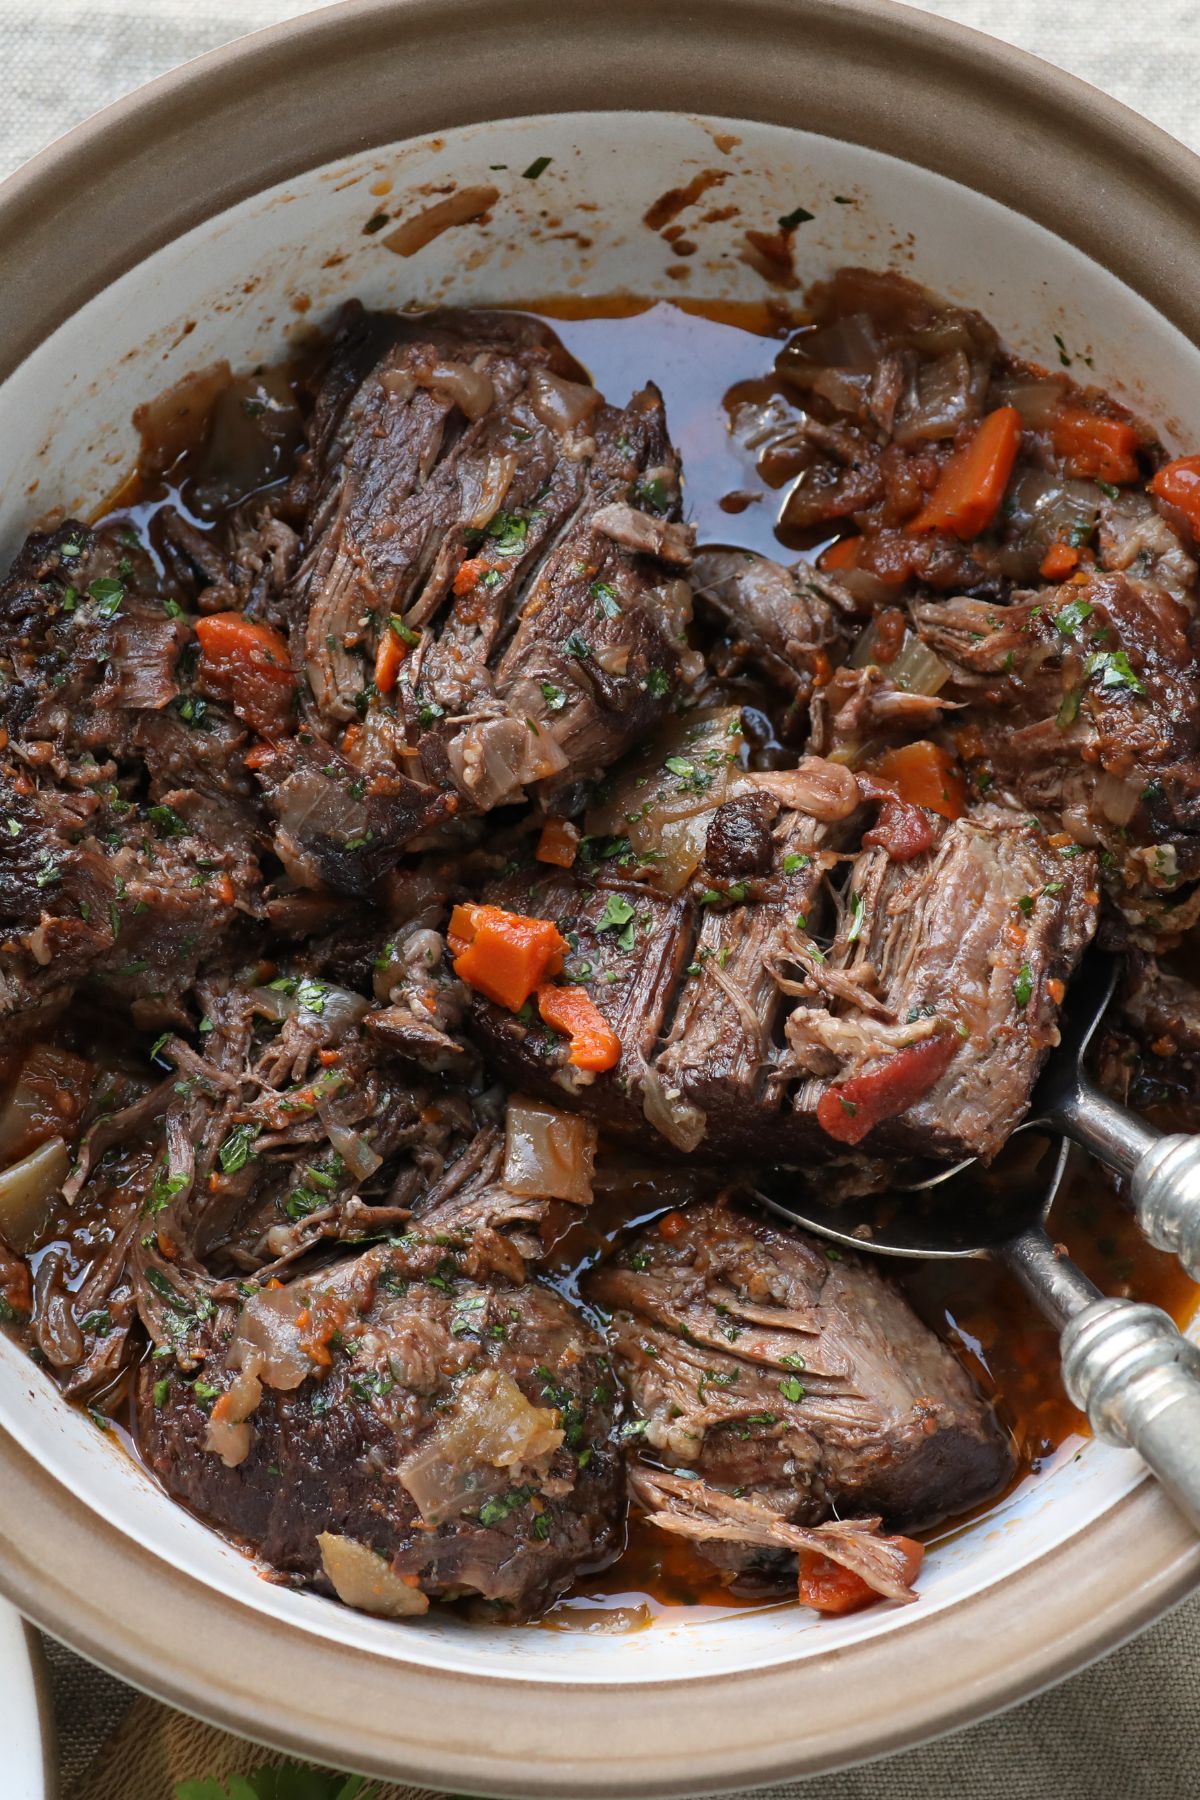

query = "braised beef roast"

[
  {"left": 4, "top": 268, "right": 1200, "bottom": 1626},
  {"left": 587, "top": 1201, "right": 1013, "bottom": 1590}
]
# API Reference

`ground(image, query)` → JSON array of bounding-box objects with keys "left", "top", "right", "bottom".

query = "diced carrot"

[
  {"left": 1040, "top": 541, "right": 1081, "bottom": 581},
  {"left": 194, "top": 611, "right": 297, "bottom": 737},
  {"left": 1051, "top": 407, "right": 1139, "bottom": 484},
  {"left": 873, "top": 740, "right": 965, "bottom": 820},
  {"left": 907, "top": 406, "right": 1022, "bottom": 539},
  {"left": 809, "top": 649, "right": 833, "bottom": 689},
  {"left": 374, "top": 627, "right": 405, "bottom": 695},
  {"left": 317, "top": 1049, "right": 340, "bottom": 1067},
  {"left": 817, "top": 1034, "right": 959, "bottom": 1146},
  {"left": 214, "top": 872, "right": 235, "bottom": 907},
  {"left": 535, "top": 817, "right": 581, "bottom": 869},
  {"left": 450, "top": 903, "right": 568, "bottom": 1011},
  {"left": 453, "top": 556, "right": 494, "bottom": 596},
  {"left": 797, "top": 1537, "right": 925, "bottom": 1615},
  {"left": 536, "top": 982, "right": 621, "bottom": 1072},
  {"left": 1150, "top": 453, "right": 1200, "bottom": 535},
  {"left": 657, "top": 1209, "right": 688, "bottom": 1240},
  {"left": 817, "top": 535, "right": 861, "bottom": 572}
]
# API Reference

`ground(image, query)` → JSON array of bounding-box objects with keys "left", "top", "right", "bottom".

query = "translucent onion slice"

[
  {"left": 0, "top": 1136, "right": 69, "bottom": 1254},
  {"left": 503, "top": 1097, "right": 597, "bottom": 1205}
]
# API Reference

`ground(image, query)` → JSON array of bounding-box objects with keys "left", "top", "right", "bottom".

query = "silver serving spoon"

[
  {"left": 900, "top": 946, "right": 1200, "bottom": 1282},
  {"left": 756, "top": 1131, "right": 1200, "bottom": 1528}
]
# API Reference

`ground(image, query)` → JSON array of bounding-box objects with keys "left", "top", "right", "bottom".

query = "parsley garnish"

[
  {"left": 218, "top": 1123, "right": 259, "bottom": 1174},
  {"left": 1014, "top": 964, "right": 1034, "bottom": 1008}
]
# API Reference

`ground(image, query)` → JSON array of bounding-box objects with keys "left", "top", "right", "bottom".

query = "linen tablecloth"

[{"left": 5, "top": 1, "right": 1200, "bottom": 1794}]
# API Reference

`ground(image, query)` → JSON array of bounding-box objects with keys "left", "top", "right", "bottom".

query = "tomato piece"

[
  {"left": 797, "top": 1537, "right": 925, "bottom": 1615},
  {"left": 536, "top": 983, "right": 621, "bottom": 1072},
  {"left": 194, "top": 611, "right": 297, "bottom": 737},
  {"left": 862, "top": 795, "right": 937, "bottom": 861},
  {"left": 450, "top": 904, "right": 567, "bottom": 1012},
  {"left": 816, "top": 1034, "right": 959, "bottom": 1146}
]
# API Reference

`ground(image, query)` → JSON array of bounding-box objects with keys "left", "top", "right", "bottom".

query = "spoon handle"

[
  {"left": 1132, "top": 1135, "right": 1200, "bottom": 1283},
  {"left": 1001, "top": 1226, "right": 1200, "bottom": 1529},
  {"left": 1050, "top": 1081, "right": 1200, "bottom": 1284},
  {"left": 1061, "top": 1299, "right": 1200, "bottom": 1531}
]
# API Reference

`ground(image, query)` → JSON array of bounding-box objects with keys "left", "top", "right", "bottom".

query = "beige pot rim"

[{"left": 3, "top": 0, "right": 1200, "bottom": 1788}]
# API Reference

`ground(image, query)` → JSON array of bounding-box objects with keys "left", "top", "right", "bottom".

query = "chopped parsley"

[
  {"left": 479, "top": 1485, "right": 537, "bottom": 1526},
  {"left": 1053, "top": 597, "right": 1093, "bottom": 638},
  {"left": 88, "top": 577, "right": 126, "bottom": 618},
  {"left": 522, "top": 156, "right": 552, "bottom": 180},
  {"left": 1085, "top": 648, "right": 1145, "bottom": 694},
  {"left": 147, "top": 803, "right": 187, "bottom": 837},
  {"left": 778, "top": 204, "right": 815, "bottom": 229},
  {"left": 779, "top": 1376, "right": 806, "bottom": 1403},
  {"left": 845, "top": 890, "right": 866, "bottom": 943},
  {"left": 591, "top": 581, "right": 622, "bottom": 619},
  {"left": 1013, "top": 963, "right": 1034, "bottom": 1008},
  {"left": 218, "top": 1123, "right": 259, "bottom": 1174}
]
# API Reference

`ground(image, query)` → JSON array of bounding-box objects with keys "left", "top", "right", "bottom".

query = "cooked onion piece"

[
  {"left": 0, "top": 1136, "right": 69, "bottom": 1254},
  {"left": 318, "top": 1533, "right": 430, "bottom": 1618},
  {"left": 503, "top": 1096, "right": 597, "bottom": 1204}
]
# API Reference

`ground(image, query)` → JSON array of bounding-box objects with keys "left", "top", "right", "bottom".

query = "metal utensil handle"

[
  {"left": 1132, "top": 1135, "right": 1200, "bottom": 1283},
  {"left": 1062, "top": 1299, "right": 1200, "bottom": 1530},
  {"left": 1047, "top": 1075, "right": 1160, "bottom": 1180},
  {"left": 1048, "top": 1081, "right": 1200, "bottom": 1285}
]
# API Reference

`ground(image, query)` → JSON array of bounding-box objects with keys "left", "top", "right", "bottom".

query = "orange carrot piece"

[
  {"left": 907, "top": 406, "right": 1022, "bottom": 539},
  {"left": 1150, "top": 453, "right": 1200, "bottom": 534},
  {"left": 873, "top": 740, "right": 965, "bottom": 820},
  {"left": 451, "top": 904, "right": 567, "bottom": 1011},
  {"left": 1051, "top": 407, "right": 1139, "bottom": 484},
  {"left": 536, "top": 983, "right": 621, "bottom": 1072},
  {"left": 1040, "top": 541, "right": 1081, "bottom": 581},
  {"left": 657, "top": 1209, "right": 688, "bottom": 1240},
  {"left": 452, "top": 557, "right": 493, "bottom": 597},
  {"left": 194, "top": 611, "right": 297, "bottom": 737},
  {"left": 374, "top": 627, "right": 405, "bottom": 695},
  {"left": 535, "top": 817, "right": 581, "bottom": 869},
  {"left": 817, "top": 535, "right": 861, "bottom": 572},
  {"left": 797, "top": 1538, "right": 924, "bottom": 1615}
]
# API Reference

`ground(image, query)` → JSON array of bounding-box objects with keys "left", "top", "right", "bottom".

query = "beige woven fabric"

[{"left": 7, "top": 0, "right": 1200, "bottom": 1794}]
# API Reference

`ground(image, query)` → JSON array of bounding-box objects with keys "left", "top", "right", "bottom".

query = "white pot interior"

[{"left": 2, "top": 109, "right": 1197, "bottom": 1687}]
